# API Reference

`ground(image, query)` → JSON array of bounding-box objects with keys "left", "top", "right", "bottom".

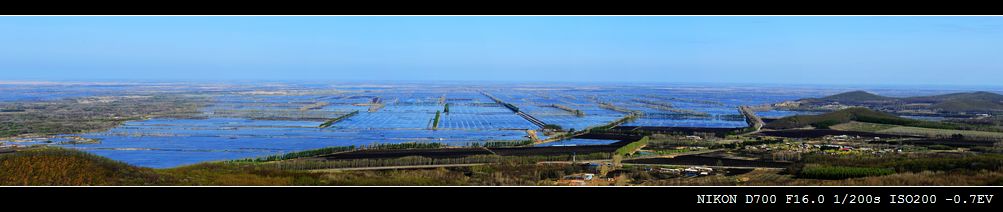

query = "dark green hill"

[
  {"left": 814, "top": 90, "right": 896, "bottom": 103},
  {"left": 765, "top": 107, "right": 958, "bottom": 130},
  {"left": 907, "top": 91, "right": 1003, "bottom": 113},
  {"left": 795, "top": 91, "right": 1003, "bottom": 114},
  {"left": 924, "top": 91, "right": 1003, "bottom": 101}
]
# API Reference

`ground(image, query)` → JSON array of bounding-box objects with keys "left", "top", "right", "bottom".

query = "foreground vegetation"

[
  {"left": 0, "top": 147, "right": 609, "bottom": 186},
  {"left": 5, "top": 143, "right": 1002, "bottom": 186},
  {"left": 0, "top": 148, "right": 168, "bottom": 185}
]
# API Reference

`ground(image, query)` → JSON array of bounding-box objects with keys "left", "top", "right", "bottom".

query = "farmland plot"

[{"left": 878, "top": 126, "right": 1003, "bottom": 141}]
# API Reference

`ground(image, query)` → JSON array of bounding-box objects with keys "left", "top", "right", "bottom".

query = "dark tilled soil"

[
  {"left": 321, "top": 148, "right": 494, "bottom": 160},
  {"left": 612, "top": 126, "right": 743, "bottom": 135},
  {"left": 624, "top": 155, "right": 792, "bottom": 168}
]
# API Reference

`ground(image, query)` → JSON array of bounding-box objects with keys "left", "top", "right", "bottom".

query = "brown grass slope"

[{"left": 0, "top": 147, "right": 169, "bottom": 185}]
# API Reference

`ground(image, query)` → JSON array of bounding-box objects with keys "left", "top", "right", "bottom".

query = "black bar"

[{"left": 0, "top": 187, "right": 998, "bottom": 209}]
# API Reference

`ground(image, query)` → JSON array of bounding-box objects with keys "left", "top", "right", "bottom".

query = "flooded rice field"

[{"left": 1, "top": 82, "right": 862, "bottom": 168}]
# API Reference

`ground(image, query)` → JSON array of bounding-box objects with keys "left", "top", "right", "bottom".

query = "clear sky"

[{"left": 1, "top": 16, "right": 1002, "bottom": 86}]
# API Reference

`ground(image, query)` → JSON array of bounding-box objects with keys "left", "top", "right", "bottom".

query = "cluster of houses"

[
  {"left": 557, "top": 173, "right": 597, "bottom": 186},
  {"left": 655, "top": 166, "right": 715, "bottom": 177},
  {"left": 824, "top": 134, "right": 883, "bottom": 141}
]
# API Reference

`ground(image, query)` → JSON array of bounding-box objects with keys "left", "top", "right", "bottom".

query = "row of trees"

[
  {"left": 361, "top": 142, "right": 445, "bottom": 150},
  {"left": 231, "top": 145, "right": 358, "bottom": 162},
  {"left": 598, "top": 102, "right": 640, "bottom": 114},
  {"left": 549, "top": 104, "right": 584, "bottom": 117},
  {"left": 470, "top": 140, "right": 533, "bottom": 147},
  {"left": 889, "top": 154, "right": 1003, "bottom": 173},
  {"left": 318, "top": 110, "right": 359, "bottom": 128},
  {"left": 431, "top": 110, "right": 441, "bottom": 129},
  {"left": 797, "top": 165, "right": 895, "bottom": 180},
  {"left": 590, "top": 113, "right": 642, "bottom": 132},
  {"left": 615, "top": 136, "right": 650, "bottom": 156},
  {"left": 229, "top": 142, "right": 450, "bottom": 163},
  {"left": 258, "top": 152, "right": 616, "bottom": 170},
  {"left": 269, "top": 155, "right": 501, "bottom": 170}
]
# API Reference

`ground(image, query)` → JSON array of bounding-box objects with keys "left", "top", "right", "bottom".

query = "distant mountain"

[
  {"left": 905, "top": 91, "right": 1003, "bottom": 113},
  {"left": 810, "top": 90, "right": 898, "bottom": 102},
  {"left": 765, "top": 107, "right": 958, "bottom": 130},
  {"left": 784, "top": 91, "right": 1003, "bottom": 115}
]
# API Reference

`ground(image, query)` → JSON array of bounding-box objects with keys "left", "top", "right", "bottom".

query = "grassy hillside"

[
  {"left": 920, "top": 91, "right": 1003, "bottom": 113},
  {"left": 829, "top": 121, "right": 898, "bottom": 132},
  {"left": 0, "top": 147, "right": 338, "bottom": 186},
  {"left": 0, "top": 147, "right": 169, "bottom": 185},
  {"left": 766, "top": 107, "right": 958, "bottom": 130}
]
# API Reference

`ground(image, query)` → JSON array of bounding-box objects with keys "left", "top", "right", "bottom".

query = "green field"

[
  {"left": 879, "top": 126, "right": 1003, "bottom": 141},
  {"left": 830, "top": 121, "right": 899, "bottom": 132},
  {"left": 832, "top": 121, "right": 1003, "bottom": 141}
]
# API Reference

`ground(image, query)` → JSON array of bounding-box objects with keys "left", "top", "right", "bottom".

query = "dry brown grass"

[{"left": 0, "top": 147, "right": 166, "bottom": 185}]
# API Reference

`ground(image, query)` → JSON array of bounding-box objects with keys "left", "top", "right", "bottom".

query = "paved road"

[{"left": 738, "top": 106, "right": 764, "bottom": 134}]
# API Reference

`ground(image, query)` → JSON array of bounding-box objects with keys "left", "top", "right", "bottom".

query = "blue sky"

[{"left": 1, "top": 16, "right": 1001, "bottom": 85}]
